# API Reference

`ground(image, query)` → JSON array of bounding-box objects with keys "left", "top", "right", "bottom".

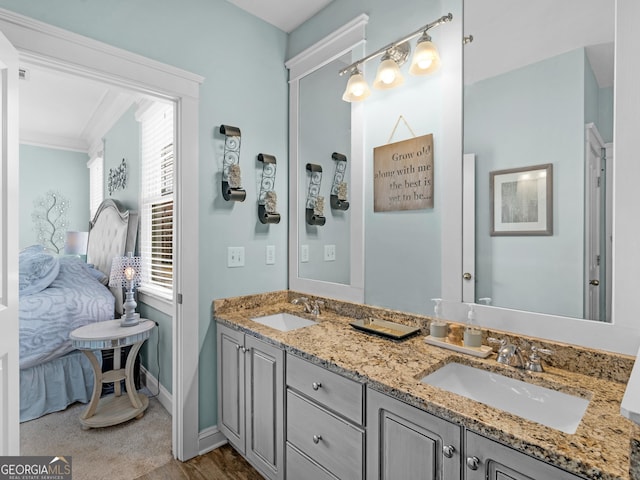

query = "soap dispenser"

[
  {"left": 430, "top": 298, "right": 447, "bottom": 338},
  {"left": 463, "top": 303, "right": 482, "bottom": 348}
]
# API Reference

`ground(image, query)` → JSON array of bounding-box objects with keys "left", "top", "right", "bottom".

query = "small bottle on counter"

[
  {"left": 463, "top": 303, "right": 482, "bottom": 348},
  {"left": 430, "top": 298, "right": 448, "bottom": 338}
]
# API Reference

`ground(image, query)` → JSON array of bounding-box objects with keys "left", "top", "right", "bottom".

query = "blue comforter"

[{"left": 19, "top": 254, "right": 115, "bottom": 370}]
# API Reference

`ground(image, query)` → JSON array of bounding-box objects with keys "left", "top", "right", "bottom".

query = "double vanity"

[{"left": 214, "top": 291, "right": 638, "bottom": 479}]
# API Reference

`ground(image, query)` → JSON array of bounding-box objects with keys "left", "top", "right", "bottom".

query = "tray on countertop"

[
  {"left": 350, "top": 318, "right": 421, "bottom": 340},
  {"left": 424, "top": 335, "right": 494, "bottom": 358}
]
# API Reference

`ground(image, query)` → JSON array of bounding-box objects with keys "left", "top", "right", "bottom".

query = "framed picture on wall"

[{"left": 490, "top": 163, "right": 553, "bottom": 236}]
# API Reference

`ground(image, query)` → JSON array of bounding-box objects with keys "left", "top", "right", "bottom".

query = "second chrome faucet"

[{"left": 291, "top": 296, "right": 324, "bottom": 316}]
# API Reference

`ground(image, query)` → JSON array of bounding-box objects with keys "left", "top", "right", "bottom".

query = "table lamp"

[
  {"left": 109, "top": 252, "right": 142, "bottom": 327},
  {"left": 64, "top": 231, "right": 89, "bottom": 256}
]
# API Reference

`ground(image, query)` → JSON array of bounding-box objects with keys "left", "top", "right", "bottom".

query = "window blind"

[
  {"left": 87, "top": 156, "right": 104, "bottom": 219},
  {"left": 140, "top": 103, "right": 174, "bottom": 297}
]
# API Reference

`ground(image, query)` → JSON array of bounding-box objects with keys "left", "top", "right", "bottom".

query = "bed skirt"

[{"left": 20, "top": 350, "right": 102, "bottom": 423}]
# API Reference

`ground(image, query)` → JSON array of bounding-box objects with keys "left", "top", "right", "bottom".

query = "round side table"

[{"left": 70, "top": 319, "right": 155, "bottom": 429}]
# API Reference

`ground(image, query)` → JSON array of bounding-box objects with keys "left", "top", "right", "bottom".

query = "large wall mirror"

[
  {"left": 463, "top": 0, "right": 614, "bottom": 322},
  {"left": 286, "top": 16, "right": 367, "bottom": 303}
]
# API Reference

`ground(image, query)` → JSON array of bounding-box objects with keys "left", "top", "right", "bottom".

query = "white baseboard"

[
  {"left": 198, "top": 425, "right": 228, "bottom": 455},
  {"left": 140, "top": 365, "right": 173, "bottom": 415}
]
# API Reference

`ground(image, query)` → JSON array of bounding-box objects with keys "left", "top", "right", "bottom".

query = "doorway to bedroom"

[{"left": 17, "top": 60, "right": 177, "bottom": 464}]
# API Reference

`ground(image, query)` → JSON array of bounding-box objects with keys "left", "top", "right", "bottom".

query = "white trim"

[
  {"left": 20, "top": 131, "right": 89, "bottom": 152},
  {"left": 81, "top": 88, "right": 140, "bottom": 149},
  {"left": 139, "top": 290, "right": 173, "bottom": 316},
  {"left": 198, "top": 426, "right": 228, "bottom": 456},
  {"left": 140, "top": 365, "right": 173, "bottom": 415},
  {"left": 0, "top": 9, "right": 202, "bottom": 460},
  {"left": 286, "top": 14, "right": 369, "bottom": 81},
  {"left": 287, "top": 17, "right": 366, "bottom": 304}
]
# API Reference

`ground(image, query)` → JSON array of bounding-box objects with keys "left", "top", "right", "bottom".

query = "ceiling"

[{"left": 226, "top": 0, "right": 333, "bottom": 33}]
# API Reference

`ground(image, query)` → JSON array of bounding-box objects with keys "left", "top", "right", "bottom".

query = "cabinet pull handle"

[
  {"left": 466, "top": 456, "right": 480, "bottom": 470},
  {"left": 312, "top": 434, "right": 322, "bottom": 444},
  {"left": 312, "top": 382, "right": 322, "bottom": 391},
  {"left": 443, "top": 445, "right": 455, "bottom": 458}
]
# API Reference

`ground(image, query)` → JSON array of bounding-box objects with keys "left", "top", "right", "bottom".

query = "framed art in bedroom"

[{"left": 490, "top": 163, "right": 553, "bottom": 236}]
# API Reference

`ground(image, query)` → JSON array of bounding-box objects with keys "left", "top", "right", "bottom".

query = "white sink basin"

[
  {"left": 250, "top": 313, "right": 317, "bottom": 332},
  {"left": 420, "top": 363, "right": 589, "bottom": 434}
]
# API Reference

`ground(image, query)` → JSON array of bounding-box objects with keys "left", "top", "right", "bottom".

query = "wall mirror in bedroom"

[
  {"left": 17, "top": 61, "right": 177, "bottom": 437},
  {"left": 462, "top": 0, "right": 614, "bottom": 323}
]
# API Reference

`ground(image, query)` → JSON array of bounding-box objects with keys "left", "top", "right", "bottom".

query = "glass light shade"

[
  {"left": 409, "top": 39, "right": 441, "bottom": 76},
  {"left": 373, "top": 58, "right": 405, "bottom": 90},
  {"left": 342, "top": 70, "right": 371, "bottom": 102},
  {"left": 64, "top": 231, "right": 88, "bottom": 255}
]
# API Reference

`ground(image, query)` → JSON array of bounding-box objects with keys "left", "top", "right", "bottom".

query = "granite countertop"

[{"left": 214, "top": 292, "right": 635, "bottom": 480}]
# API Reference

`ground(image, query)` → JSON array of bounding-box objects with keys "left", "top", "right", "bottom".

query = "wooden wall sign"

[{"left": 373, "top": 134, "right": 434, "bottom": 212}]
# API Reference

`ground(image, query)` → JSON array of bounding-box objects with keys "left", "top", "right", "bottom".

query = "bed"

[{"left": 19, "top": 199, "right": 138, "bottom": 422}]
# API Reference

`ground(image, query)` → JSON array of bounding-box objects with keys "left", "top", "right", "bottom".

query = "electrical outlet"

[
  {"left": 324, "top": 244, "right": 336, "bottom": 262},
  {"left": 227, "top": 246, "right": 245, "bottom": 267},
  {"left": 266, "top": 245, "right": 276, "bottom": 265},
  {"left": 300, "top": 244, "right": 309, "bottom": 263}
]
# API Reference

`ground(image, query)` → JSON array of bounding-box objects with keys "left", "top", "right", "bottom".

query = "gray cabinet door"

[
  {"left": 217, "top": 324, "right": 245, "bottom": 453},
  {"left": 465, "top": 431, "right": 584, "bottom": 480},
  {"left": 366, "top": 388, "right": 462, "bottom": 480},
  {"left": 245, "top": 335, "right": 284, "bottom": 480}
]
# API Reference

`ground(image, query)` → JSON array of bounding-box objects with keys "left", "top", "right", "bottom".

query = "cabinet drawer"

[
  {"left": 286, "top": 444, "right": 339, "bottom": 480},
  {"left": 286, "top": 390, "right": 363, "bottom": 480},
  {"left": 286, "top": 354, "right": 363, "bottom": 424}
]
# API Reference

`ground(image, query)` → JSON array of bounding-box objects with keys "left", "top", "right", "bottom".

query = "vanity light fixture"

[{"left": 339, "top": 13, "right": 452, "bottom": 102}]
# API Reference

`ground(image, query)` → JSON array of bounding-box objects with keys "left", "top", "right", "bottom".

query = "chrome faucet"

[
  {"left": 489, "top": 338, "right": 554, "bottom": 372},
  {"left": 291, "top": 297, "right": 324, "bottom": 316}
]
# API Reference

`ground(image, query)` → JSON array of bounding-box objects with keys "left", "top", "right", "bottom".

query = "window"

[
  {"left": 139, "top": 102, "right": 174, "bottom": 298},
  {"left": 87, "top": 155, "right": 104, "bottom": 219}
]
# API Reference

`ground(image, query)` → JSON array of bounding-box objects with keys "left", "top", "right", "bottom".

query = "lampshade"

[
  {"left": 342, "top": 68, "right": 371, "bottom": 102},
  {"left": 373, "top": 56, "right": 404, "bottom": 90},
  {"left": 64, "top": 231, "right": 88, "bottom": 255},
  {"left": 409, "top": 33, "right": 441, "bottom": 75},
  {"left": 109, "top": 253, "right": 142, "bottom": 289}
]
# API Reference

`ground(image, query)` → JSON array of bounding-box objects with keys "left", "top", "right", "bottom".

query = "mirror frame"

[
  {"left": 446, "top": 0, "right": 640, "bottom": 355},
  {"left": 286, "top": 15, "right": 368, "bottom": 303}
]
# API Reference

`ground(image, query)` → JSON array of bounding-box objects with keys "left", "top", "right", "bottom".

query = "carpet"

[{"left": 20, "top": 396, "right": 173, "bottom": 480}]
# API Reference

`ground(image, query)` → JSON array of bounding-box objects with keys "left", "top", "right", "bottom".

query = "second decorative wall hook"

[
  {"left": 257, "top": 153, "right": 280, "bottom": 224},
  {"left": 305, "top": 163, "right": 326, "bottom": 226},
  {"left": 220, "top": 124, "right": 246, "bottom": 202},
  {"left": 330, "top": 152, "right": 349, "bottom": 211}
]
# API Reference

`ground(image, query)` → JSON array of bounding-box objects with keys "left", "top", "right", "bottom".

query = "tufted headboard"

[{"left": 86, "top": 199, "right": 139, "bottom": 315}]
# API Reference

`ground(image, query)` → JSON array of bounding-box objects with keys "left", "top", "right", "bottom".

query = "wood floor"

[{"left": 135, "top": 444, "right": 264, "bottom": 480}]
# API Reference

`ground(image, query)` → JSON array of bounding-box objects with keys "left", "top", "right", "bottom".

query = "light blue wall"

[
  {"left": 1, "top": 0, "right": 289, "bottom": 431},
  {"left": 289, "top": 0, "right": 450, "bottom": 315},
  {"left": 138, "top": 304, "right": 172, "bottom": 394},
  {"left": 599, "top": 87, "right": 614, "bottom": 144},
  {"left": 19, "top": 144, "right": 89, "bottom": 250},
  {"left": 103, "top": 106, "right": 140, "bottom": 211},
  {"left": 465, "top": 49, "right": 585, "bottom": 318}
]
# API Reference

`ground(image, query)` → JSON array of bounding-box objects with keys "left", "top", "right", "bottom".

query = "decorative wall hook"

[
  {"left": 305, "top": 163, "right": 326, "bottom": 226},
  {"left": 257, "top": 153, "right": 280, "bottom": 224},
  {"left": 330, "top": 152, "right": 350, "bottom": 211},
  {"left": 220, "top": 124, "right": 246, "bottom": 201}
]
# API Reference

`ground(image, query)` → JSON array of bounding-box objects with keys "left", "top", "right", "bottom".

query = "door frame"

[{"left": 0, "top": 8, "right": 203, "bottom": 460}]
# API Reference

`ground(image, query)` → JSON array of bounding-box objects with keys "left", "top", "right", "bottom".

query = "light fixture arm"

[{"left": 339, "top": 13, "right": 452, "bottom": 76}]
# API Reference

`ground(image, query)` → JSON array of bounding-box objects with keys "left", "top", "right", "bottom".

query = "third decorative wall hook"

[
  {"left": 305, "top": 163, "right": 326, "bottom": 226},
  {"left": 219, "top": 124, "right": 246, "bottom": 202}
]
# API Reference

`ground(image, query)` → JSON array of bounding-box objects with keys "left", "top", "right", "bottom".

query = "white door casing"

[
  {"left": 0, "top": 9, "right": 203, "bottom": 460},
  {"left": 585, "top": 123, "right": 604, "bottom": 321},
  {"left": 462, "top": 153, "right": 476, "bottom": 303},
  {"left": 0, "top": 26, "right": 19, "bottom": 456}
]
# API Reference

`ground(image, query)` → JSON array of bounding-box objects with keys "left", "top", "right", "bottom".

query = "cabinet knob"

[
  {"left": 312, "top": 434, "right": 322, "bottom": 444},
  {"left": 442, "top": 445, "right": 456, "bottom": 458},
  {"left": 312, "top": 381, "right": 322, "bottom": 391},
  {"left": 466, "top": 456, "right": 480, "bottom": 470}
]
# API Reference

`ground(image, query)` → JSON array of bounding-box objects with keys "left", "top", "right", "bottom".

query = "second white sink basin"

[
  {"left": 420, "top": 363, "right": 589, "bottom": 434},
  {"left": 251, "top": 313, "right": 317, "bottom": 332}
]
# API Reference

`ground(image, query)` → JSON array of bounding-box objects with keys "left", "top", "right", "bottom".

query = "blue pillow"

[
  {"left": 86, "top": 263, "right": 109, "bottom": 285},
  {"left": 19, "top": 248, "right": 60, "bottom": 296}
]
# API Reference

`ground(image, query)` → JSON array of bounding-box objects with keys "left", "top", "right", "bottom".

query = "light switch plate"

[
  {"left": 266, "top": 245, "right": 275, "bottom": 265},
  {"left": 227, "top": 246, "right": 245, "bottom": 267},
  {"left": 300, "top": 244, "right": 309, "bottom": 263},
  {"left": 324, "top": 244, "right": 336, "bottom": 262}
]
